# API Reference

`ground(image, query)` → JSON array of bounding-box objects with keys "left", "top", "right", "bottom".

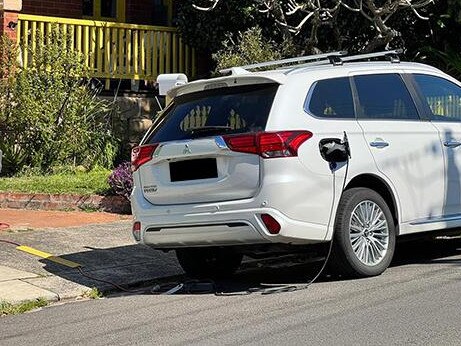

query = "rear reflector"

[
  {"left": 132, "top": 221, "right": 141, "bottom": 241},
  {"left": 261, "top": 214, "right": 281, "bottom": 234},
  {"left": 131, "top": 144, "right": 158, "bottom": 171},
  {"left": 223, "top": 131, "right": 312, "bottom": 158}
]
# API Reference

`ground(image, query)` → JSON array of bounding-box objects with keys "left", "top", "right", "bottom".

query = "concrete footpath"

[{"left": 0, "top": 208, "right": 182, "bottom": 305}]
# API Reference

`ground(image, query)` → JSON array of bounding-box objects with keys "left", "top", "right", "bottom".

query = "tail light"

[
  {"left": 131, "top": 144, "right": 158, "bottom": 171},
  {"left": 132, "top": 221, "right": 141, "bottom": 241},
  {"left": 260, "top": 214, "right": 281, "bottom": 234},
  {"left": 223, "top": 131, "right": 312, "bottom": 158}
]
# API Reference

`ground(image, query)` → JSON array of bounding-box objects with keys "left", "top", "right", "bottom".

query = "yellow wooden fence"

[{"left": 17, "top": 14, "right": 196, "bottom": 84}]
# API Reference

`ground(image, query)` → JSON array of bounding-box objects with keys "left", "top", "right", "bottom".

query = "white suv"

[{"left": 131, "top": 51, "right": 461, "bottom": 278}]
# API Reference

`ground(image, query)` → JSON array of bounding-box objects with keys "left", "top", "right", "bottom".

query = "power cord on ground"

[
  {"left": 217, "top": 137, "right": 351, "bottom": 296},
  {"left": 0, "top": 239, "right": 20, "bottom": 246}
]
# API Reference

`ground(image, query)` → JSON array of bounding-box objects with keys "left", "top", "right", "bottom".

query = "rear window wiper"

[{"left": 185, "top": 126, "right": 234, "bottom": 137}]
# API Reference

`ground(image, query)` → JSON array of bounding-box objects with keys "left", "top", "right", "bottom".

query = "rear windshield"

[{"left": 145, "top": 83, "right": 279, "bottom": 144}]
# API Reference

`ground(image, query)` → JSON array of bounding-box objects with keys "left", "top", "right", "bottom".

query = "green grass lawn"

[{"left": 0, "top": 168, "right": 112, "bottom": 195}]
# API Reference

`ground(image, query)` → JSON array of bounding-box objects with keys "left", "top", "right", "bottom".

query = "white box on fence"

[{"left": 157, "top": 74, "right": 188, "bottom": 96}]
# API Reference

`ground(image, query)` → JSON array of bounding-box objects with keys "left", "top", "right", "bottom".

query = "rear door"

[
  {"left": 411, "top": 73, "right": 461, "bottom": 218},
  {"left": 138, "top": 83, "right": 278, "bottom": 205},
  {"left": 353, "top": 73, "right": 445, "bottom": 225}
]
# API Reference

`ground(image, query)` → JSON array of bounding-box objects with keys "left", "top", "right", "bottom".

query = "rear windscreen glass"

[{"left": 145, "top": 83, "right": 279, "bottom": 144}]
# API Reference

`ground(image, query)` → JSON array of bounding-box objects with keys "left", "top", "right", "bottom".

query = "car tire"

[
  {"left": 329, "top": 187, "right": 396, "bottom": 278},
  {"left": 175, "top": 247, "right": 243, "bottom": 278}
]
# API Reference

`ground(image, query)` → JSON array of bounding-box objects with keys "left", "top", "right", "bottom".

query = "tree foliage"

[
  {"left": 0, "top": 29, "right": 119, "bottom": 176},
  {"left": 179, "top": 0, "right": 437, "bottom": 55},
  {"left": 175, "top": 0, "right": 461, "bottom": 75}
]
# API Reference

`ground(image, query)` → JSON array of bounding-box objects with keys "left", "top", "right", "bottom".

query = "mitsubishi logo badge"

[{"left": 183, "top": 144, "right": 192, "bottom": 154}]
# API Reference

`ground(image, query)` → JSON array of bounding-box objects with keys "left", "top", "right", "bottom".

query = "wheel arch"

[{"left": 345, "top": 173, "right": 400, "bottom": 235}]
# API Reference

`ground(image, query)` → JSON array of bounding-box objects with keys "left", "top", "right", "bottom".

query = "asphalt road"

[{"left": 1, "top": 239, "right": 461, "bottom": 345}]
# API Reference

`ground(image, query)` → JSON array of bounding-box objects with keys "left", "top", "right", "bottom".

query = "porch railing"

[{"left": 17, "top": 14, "right": 196, "bottom": 84}]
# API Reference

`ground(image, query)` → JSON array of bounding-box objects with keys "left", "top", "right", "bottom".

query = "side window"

[
  {"left": 414, "top": 74, "right": 461, "bottom": 121},
  {"left": 305, "top": 77, "right": 355, "bottom": 118},
  {"left": 354, "top": 74, "right": 419, "bottom": 120}
]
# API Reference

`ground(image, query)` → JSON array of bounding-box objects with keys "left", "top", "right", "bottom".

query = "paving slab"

[
  {"left": 0, "top": 265, "right": 39, "bottom": 282},
  {"left": 0, "top": 280, "right": 59, "bottom": 304}
]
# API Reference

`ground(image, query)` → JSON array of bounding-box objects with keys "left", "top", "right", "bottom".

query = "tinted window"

[
  {"left": 146, "top": 84, "right": 278, "bottom": 144},
  {"left": 354, "top": 74, "right": 419, "bottom": 120},
  {"left": 414, "top": 74, "right": 461, "bottom": 121},
  {"left": 306, "top": 77, "right": 355, "bottom": 118}
]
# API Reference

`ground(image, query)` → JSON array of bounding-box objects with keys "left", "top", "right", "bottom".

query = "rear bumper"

[{"left": 131, "top": 186, "right": 328, "bottom": 248}]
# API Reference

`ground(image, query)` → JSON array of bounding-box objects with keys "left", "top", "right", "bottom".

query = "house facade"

[{"left": 1, "top": 0, "right": 196, "bottom": 88}]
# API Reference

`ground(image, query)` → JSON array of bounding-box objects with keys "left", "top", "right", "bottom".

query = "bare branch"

[
  {"left": 259, "top": 1, "right": 273, "bottom": 14},
  {"left": 401, "top": 0, "right": 434, "bottom": 9},
  {"left": 340, "top": 0, "right": 362, "bottom": 12},
  {"left": 276, "top": 11, "right": 315, "bottom": 34},
  {"left": 192, "top": 0, "right": 221, "bottom": 11},
  {"left": 286, "top": 0, "right": 305, "bottom": 15},
  {"left": 401, "top": 0, "right": 432, "bottom": 20}
]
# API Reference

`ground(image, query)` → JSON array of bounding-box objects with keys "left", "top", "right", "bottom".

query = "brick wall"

[
  {"left": 19, "top": 1, "right": 170, "bottom": 26},
  {"left": 0, "top": 10, "right": 18, "bottom": 40},
  {"left": 22, "top": 0, "right": 81, "bottom": 18}
]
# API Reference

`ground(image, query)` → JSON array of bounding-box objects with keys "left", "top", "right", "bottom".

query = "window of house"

[
  {"left": 83, "top": 0, "right": 94, "bottom": 16},
  {"left": 83, "top": 0, "right": 125, "bottom": 22},
  {"left": 101, "top": 0, "right": 117, "bottom": 18},
  {"left": 354, "top": 74, "right": 419, "bottom": 120},
  {"left": 414, "top": 74, "right": 461, "bottom": 121},
  {"left": 305, "top": 77, "right": 355, "bottom": 118}
]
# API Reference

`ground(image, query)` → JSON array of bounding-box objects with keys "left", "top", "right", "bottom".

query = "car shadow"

[
  {"left": 40, "top": 238, "right": 461, "bottom": 297},
  {"left": 39, "top": 243, "right": 184, "bottom": 294}
]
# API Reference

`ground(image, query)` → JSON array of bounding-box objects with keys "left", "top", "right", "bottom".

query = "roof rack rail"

[
  {"left": 339, "top": 49, "right": 403, "bottom": 64},
  {"left": 219, "top": 51, "right": 347, "bottom": 75},
  {"left": 283, "top": 49, "right": 404, "bottom": 75},
  {"left": 220, "top": 49, "right": 403, "bottom": 76}
]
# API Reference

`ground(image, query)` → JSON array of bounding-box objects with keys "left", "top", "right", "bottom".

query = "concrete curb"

[
  {"left": 0, "top": 266, "right": 184, "bottom": 306},
  {"left": 0, "top": 192, "right": 131, "bottom": 214}
]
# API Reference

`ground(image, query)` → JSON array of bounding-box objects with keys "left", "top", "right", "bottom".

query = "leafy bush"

[
  {"left": 108, "top": 162, "right": 133, "bottom": 200},
  {"left": 213, "top": 27, "right": 283, "bottom": 72},
  {"left": 0, "top": 29, "right": 119, "bottom": 176}
]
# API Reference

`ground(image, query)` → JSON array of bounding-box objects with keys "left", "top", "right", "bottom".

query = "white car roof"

[{"left": 167, "top": 61, "right": 444, "bottom": 99}]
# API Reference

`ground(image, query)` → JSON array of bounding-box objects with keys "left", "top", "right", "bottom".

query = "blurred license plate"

[{"left": 170, "top": 158, "right": 218, "bottom": 182}]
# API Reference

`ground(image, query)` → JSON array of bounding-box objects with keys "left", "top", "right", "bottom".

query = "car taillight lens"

[
  {"left": 223, "top": 131, "right": 312, "bottom": 158},
  {"left": 260, "top": 214, "right": 281, "bottom": 234},
  {"left": 131, "top": 144, "right": 158, "bottom": 171},
  {"left": 132, "top": 221, "right": 141, "bottom": 241}
]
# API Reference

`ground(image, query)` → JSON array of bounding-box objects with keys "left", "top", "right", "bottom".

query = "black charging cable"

[{"left": 216, "top": 133, "right": 352, "bottom": 296}]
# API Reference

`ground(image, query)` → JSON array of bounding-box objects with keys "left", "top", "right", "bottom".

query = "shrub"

[
  {"left": 108, "top": 162, "right": 133, "bottom": 200},
  {"left": 213, "top": 27, "right": 283, "bottom": 72},
  {"left": 0, "top": 29, "right": 119, "bottom": 176}
]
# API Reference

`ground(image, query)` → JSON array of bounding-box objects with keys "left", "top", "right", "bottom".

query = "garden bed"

[{"left": 0, "top": 192, "right": 131, "bottom": 214}]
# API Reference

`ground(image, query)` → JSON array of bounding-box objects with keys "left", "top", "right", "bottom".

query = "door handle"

[
  {"left": 443, "top": 141, "right": 461, "bottom": 148},
  {"left": 370, "top": 140, "right": 389, "bottom": 149}
]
